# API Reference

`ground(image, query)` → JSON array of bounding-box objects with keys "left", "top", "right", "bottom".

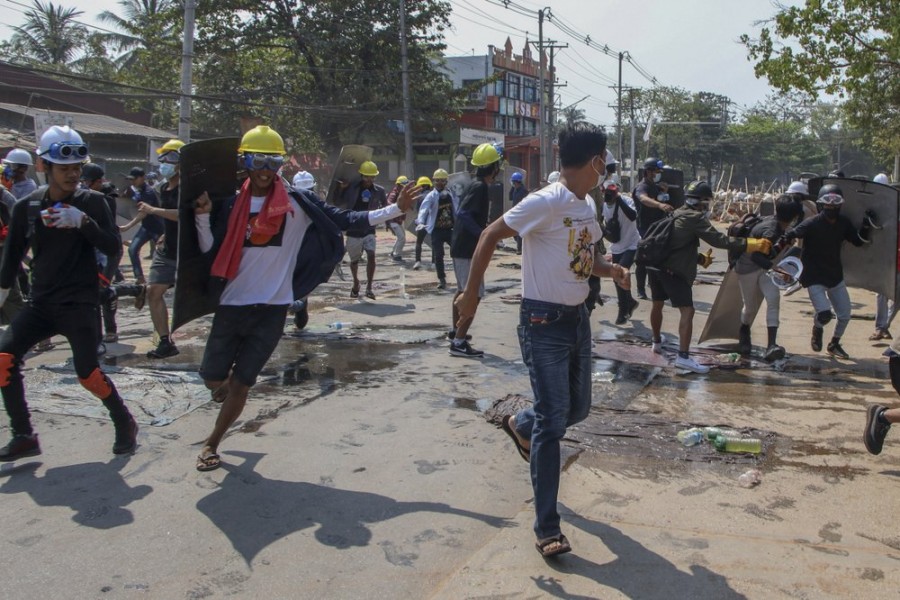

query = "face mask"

[
  {"left": 603, "top": 191, "right": 617, "bottom": 203},
  {"left": 823, "top": 207, "right": 840, "bottom": 220},
  {"left": 591, "top": 157, "right": 604, "bottom": 188},
  {"left": 2, "top": 166, "right": 12, "bottom": 180},
  {"left": 653, "top": 172, "right": 662, "bottom": 183},
  {"left": 158, "top": 163, "right": 176, "bottom": 180}
]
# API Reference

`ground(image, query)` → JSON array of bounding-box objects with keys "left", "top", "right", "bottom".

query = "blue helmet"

[{"left": 510, "top": 172, "right": 523, "bottom": 183}]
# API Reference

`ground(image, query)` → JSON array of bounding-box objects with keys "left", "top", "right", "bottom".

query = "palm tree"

[
  {"left": 98, "top": 0, "right": 178, "bottom": 69},
  {"left": 560, "top": 106, "right": 588, "bottom": 127},
  {"left": 10, "top": 1, "right": 88, "bottom": 65}
]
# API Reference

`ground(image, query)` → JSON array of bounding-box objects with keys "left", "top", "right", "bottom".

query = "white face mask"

[
  {"left": 653, "top": 172, "right": 662, "bottom": 183},
  {"left": 158, "top": 163, "right": 177, "bottom": 180},
  {"left": 591, "top": 156, "right": 605, "bottom": 189}
]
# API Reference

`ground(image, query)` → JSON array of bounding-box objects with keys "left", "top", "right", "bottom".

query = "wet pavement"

[{"left": 0, "top": 234, "right": 898, "bottom": 598}]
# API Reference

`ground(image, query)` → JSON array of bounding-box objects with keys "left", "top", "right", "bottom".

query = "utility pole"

[
  {"left": 546, "top": 41, "right": 567, "bottom": 172},
  {"left": 617, "top": 52, "right": 624, "bottom": 164},
  {"left": 399, "top": 0, "right": 414, "bottom": 176},
  {"left": 178, "top": 0, "right": 196, "bottom": 142},
  {"left": 537, "top": 8, "right": 545, "bottom": 180}
]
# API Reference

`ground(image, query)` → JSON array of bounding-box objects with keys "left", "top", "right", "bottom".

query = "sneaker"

[
  {"left": 365, "top": 289, "right": 376, "bottom": 300},
  {"left": 437, "top": 279, "right": 447, "bottom": 290},
  {"left": 133, "top": 285, "right": 147, "bottom": 310},
  {"left": 870, "top": 328, "right": 892, "bottom": 341},
  {"left": 412, "top": 261, "right": 422, "bottom": 270},
  {"left": 97, "top": 342, "right": 106, "bottom": 356},
  {"left": 446, "top": 330, "right": 473, "bottom": 341},
  {"left": 651, "top": 334, "right": 667, "bottom": 354},
  {"left": 147, "top": 338, "right": 179, "bottom": 359},
  {"left": 293, "top": 304, "right": 309, "bottom": 330},
  {"left": 827, "top": 341, "right": 850, "bottom": 360},
  {"left": 0, "top": 434, "right": 41, "bottom": 461},
  {"left": 112, "top": 416, "right": 138, "bottom": 455},
  {"left": 33, "top": 339, "right": 54, "bottom": 353},
  {"left": 103, "top": 331, "right": 119, "bottom": 343},
  {"left": 614, "top": 314, "right": 627, "bottom": 325},
  {"left": 811, "top": 326, "right": 823, "bottom": 352},
  {"left": 623, "top": 299, "right": 638, "bottom": 321},
  {"left": 449, "top": 340, "right": 484, "bottom": 358},
  {"left": 864, "top": 404, "right": 890, "bottom": 455},
  {"left": 764, "top": 344, "right": 786, "bottom": 362},
  {"left": 636, "top": 290, "right": 648, "bottom": 300},
  {"left": 392, "top": 254, "right": 404, "bottom": 262},
  {"left": 674, "top": 355, "right": 710, "bottom": 374}
]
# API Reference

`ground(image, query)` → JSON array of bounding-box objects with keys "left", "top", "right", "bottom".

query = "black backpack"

[
  {"left": 635, "top": 215, "right": 676, "bottom": 268},
  {"left": 726, "top": 212, "right": 764, "bottom": 267},
  {"left": 602, "top": 200, "right": 621, "bottom": 243}
]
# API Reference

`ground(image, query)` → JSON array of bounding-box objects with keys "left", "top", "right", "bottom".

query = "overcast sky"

[{"left": 0, "top": 0, "right": 793, "bottom": 127}]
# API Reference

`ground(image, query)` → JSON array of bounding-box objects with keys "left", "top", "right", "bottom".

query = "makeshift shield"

[
  {"left": 812, "top": 177, "right": 899, "bottom": 300},
  {"left": 325, "top": 145, "right": 373, "bottom": 208},
  {"left": 172, "top": 137, "right": 240, "bottom": 332},
  {"left": 699, "top": 268, "right": 743, "bottom": 343}
]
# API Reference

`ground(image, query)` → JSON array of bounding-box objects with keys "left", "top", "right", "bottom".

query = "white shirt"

[
  {"left": 503, "top": 183, "right": 602, "bottom": 306},
  {"left": 600, "top": 194, "right": 640, "bottom": 253}
]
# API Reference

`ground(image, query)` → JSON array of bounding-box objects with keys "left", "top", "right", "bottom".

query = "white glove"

[
  {"left": 0, "top": 288, "right": 9, "bottom": 309},
  {"left": 49, "top": 205, "right": 86, "bottom": 229}
]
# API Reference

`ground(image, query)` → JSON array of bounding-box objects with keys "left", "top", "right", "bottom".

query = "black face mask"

[
  {"left": 603, "top": 192, "right": 617, "bottom": 203},
  {"left": 822, "top": 207, "right": 841, "bottom": 220}
]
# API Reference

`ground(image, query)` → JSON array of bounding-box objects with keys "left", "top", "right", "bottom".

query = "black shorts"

[
  {"left": 648, "top": 270, "right": 693, "bottom": 308},
  {"left": 199, "top": 304, "right": 288, "bottom": 387}
]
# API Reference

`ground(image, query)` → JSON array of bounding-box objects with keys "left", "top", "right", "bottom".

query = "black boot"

[
  {"left": 764, "top": 325, "right": 785, "bottom": 361},
  {"left": 738, "top": 324, "right": 752, "bottom": 355},
  {"left": 811, "top": 326, "right": 823, "bottom": 352},
  {"left": 101, "top": 384, "right": 138, "bottom": 455}
]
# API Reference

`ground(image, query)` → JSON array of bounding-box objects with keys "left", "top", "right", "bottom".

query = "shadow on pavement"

[
  {"left": 534, "top": 505, "right": 745, "bottom": 600},
  {"left": 196, "top": 451, "right": 512, "bottom": 565},
  {"left": 0, "top": 457, "right": 152, "bottom": 529}
]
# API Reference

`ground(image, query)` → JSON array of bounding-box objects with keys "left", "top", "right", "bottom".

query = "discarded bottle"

[
  {"left": 717, "top": 352, "right": 740, "bottom": 363},
  {"left": 714, "top": 435, "right": 762, "bottom": 454},
  {"left": 703, "top": 426, "right": 740, "bottom": 440},
  {"left": 738, "top": 469, "right": 762, "bottom": 488},
  {"left": 677, "top": 428, "right": 704, "bottom": 447},
  {"left": 328, "top": 322, "right": 352, "bottom": 330}
]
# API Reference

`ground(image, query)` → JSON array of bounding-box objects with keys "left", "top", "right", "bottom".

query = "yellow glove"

[
  {"left": 697, "top": 248, "right": 713, "bottom": 268},
  {"left": 745, "top": 238, "right": 772, "bottom": 255}
]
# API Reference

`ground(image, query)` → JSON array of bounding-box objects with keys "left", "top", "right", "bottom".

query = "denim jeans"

[
  {"left": 388, "top": 222, "right": 406, "bottom": 256},
  {"left": 128, "top": 227, "right": 159, "bottom": 282},
  {"left": 611, "top": 248, "right": 636, "bottom": 312},
  {"left": 808, "top": 280, "right": 851, "bottom": 337},
  {"left": 513, "top": 298, "right": 592, "bottom": 539}
]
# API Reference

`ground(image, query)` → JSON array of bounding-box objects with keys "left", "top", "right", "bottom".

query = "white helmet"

[
  {"left": 547, "top": 171, "right": 561, "bottom": 183},
  {"left": 292, "top": 170, "right": 315, "bottom": 190},
  {"left": 786, "top": 180, "right": 808, "bottom": 196},
  {"left": 874, "top": 173, "right": 890, "bottom": 185},
  {"left": 38, "top": 126, "right": 87, "bottom": 165},
  {"left": 2, "top": 148, "right": 33, "bottom": 166}
]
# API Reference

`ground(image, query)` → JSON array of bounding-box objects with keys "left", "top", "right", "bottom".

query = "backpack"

[
  {"left": 635, "top": 215, "right": 676, "bottom": 268},
  {"left": 602, "top": 200, "right": 621, "bottom": 243},
  {"left": 726, "top": 212, "right": 764, "bottom": 267}
]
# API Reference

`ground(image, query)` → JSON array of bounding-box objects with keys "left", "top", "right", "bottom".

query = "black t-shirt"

[
  {"left": 451, "top": 180, "right": 490, "bottom": 259},
  {"left": 435, "top": 191, "right": 454, "bottom": 230},
  {"left": 134, "top": 183, "right": 163, "bottom": 236},
  {"left": 634, "top": 180, "right": 664, "bottom": 232},
  {"left": 158, "top": 183, "right": 179, "bottom": 260},
  {"left": 790, "top": 213, "right": 862, "bottom": 288}
]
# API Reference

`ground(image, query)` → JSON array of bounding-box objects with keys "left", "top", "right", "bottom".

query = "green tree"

[
  {"left": 559, "top": 106, "right": 586, "bottom": 127},
  {"left": 9, "top": 0, "right": 87, "bottom": 66},
  {"left": 741, "top": 0, "right": 900, "bottom": 159},
  {"left": 97, "top": 0, "right": 178, "bottom": 69}
]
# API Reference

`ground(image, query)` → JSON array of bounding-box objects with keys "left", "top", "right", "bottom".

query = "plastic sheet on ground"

[{"left": 25, "top": 363, "right": 210, "bottom": 426}]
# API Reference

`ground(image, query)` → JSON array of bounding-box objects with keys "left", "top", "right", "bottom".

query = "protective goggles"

[
  {"left": 816, "top": 193, "right": 843, "bottom": 206},
  {"left": 157, "top": 150, "right": 181, "bottom": 164},
  {"left": 243, "top": 153, "right": 285, "bottom": 172},
  {"left": 41, "top": 142, "right": 88, "bottom": 161}
]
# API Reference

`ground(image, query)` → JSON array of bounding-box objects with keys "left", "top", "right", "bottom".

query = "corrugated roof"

[{"left": 0, "top": 102, "right": 174, "bottom": 139}]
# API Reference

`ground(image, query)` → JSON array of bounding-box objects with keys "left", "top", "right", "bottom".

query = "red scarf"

[{"left": 211, "top": 176, "right": 294, "bottom": 280}]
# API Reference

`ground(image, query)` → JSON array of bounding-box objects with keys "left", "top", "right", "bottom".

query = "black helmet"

[
  {"left": 685, "top": 180, "right": 713, "bottom": 199},
  {"left": 817, "top": 183, "right": 844, "bottom": 206},
  {"left": 80, "top": 162, "right": 104, "bottom": 182},
  {"left": 100, "top": 182, "right": 119, "bottom": 197},
  {"left": 643, "top": 157, "right": 663, "bottom": 171}
]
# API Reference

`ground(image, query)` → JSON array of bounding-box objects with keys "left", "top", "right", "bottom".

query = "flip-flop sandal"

[
  {"left": 196, "top": 452, "right": 221, "bottom": 472},
  {"left": 350, "top": 286, "right": 360, "bottom": 298},
  {"left": 500, "top": 415, "right": 530, "bottom": 463},
  {"left": 535, "top": 534, "right": 572, "bottom": 558},
  {"left": 365, "top": 290, "right": 376, "bottom": 300}
]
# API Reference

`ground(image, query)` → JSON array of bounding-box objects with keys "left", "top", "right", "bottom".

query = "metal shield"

[
  {"left": 172, "top": 137, "right": 240, "bottom": 332},
  {"left": 699, "top": 268, "right": 743, "bottom": 342}
]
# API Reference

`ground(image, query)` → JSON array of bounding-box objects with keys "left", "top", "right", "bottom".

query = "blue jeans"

[
  {"left": 128, "top": 227, "right": 158, "bottom": 282},
  {"left": 513, "top": 298, "right": 592, "bottom": 539},
  {"left": 808, "top": 281, "right": 851, "bottom": 338}
]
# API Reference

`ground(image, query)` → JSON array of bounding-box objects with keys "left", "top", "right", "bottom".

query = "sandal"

[
  {"left": 196, "top": 451, "right": 221, "bottom": 472},
  {"left": 500, "top": 415, "right": 530, "bottom": 463},
  {"left": 365, "top": 289, "right": 376, "bottom": 300},
  {"left": 350, "top": 284, "right": 360, "bottom": 299},
  {"left": 535, "top": 534, "right": 572, "bottom": 557}
]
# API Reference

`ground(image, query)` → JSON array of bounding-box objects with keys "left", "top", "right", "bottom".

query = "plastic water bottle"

[
  {"left": 703, "top": 426, "right": 739, "bottom": 440},
  {"left": 328, "top": 322, "right": 352, "bottom": 330},
  {"left": 714, "top": 435, "right": 762, "bottom": 454},
  {"left": 677, "top": 428, "right": 704, "bottom": 447},
  {"left": 738, "top": 469, "right": 762, "bottom": 488}
]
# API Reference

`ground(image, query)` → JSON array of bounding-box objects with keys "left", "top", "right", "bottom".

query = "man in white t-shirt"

[
  {"left": 191, "top": 126, "right": 419, "bottom": 472},
  {"left": 599, "top": 180, "right": 639, "bottom": 324},
  {"left": 455, "top": 123, "right": 630, "bottom": 558}
]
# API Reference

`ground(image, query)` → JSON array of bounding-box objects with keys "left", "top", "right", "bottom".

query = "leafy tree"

[
  {"left": 741, "top": 0, "right": 900, "bottom": 159},
  {"left": 558, "top": 106, "right": 586, "bottom": 127},
  {"left": 98, "top": 0, "right": 178, "bottom": 70},
  {"left": 9, "top": 0, "right": 87, "bottom": 66}
]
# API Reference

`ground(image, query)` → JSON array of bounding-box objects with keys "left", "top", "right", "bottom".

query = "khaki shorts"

[{"left": 346, "top": 234, "right": 376, "bottom": 262}]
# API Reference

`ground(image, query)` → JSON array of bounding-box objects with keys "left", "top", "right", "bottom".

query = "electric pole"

[
  {"left": 617, "top": 52, "right": 624, "bottom": 163},
  {"left": 546, "top": 41, "right": 567, "bottom": 172},
  {"left": 537, "top": 8, "right": 545, "bottom": 180},
  {"left": 399, "top": 0, "right": 414, "bottom": 176},
  {"left": 178, "top": 0, "right": 196, "bottom": 142}
]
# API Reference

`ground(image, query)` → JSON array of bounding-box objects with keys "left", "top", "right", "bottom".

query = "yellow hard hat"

[
  {"left": 471, "top": 143, "right": 502, "bottom": 167},
  {"left": 238, "top": 125, "right": 286, "bottom": 155},
  {"left": 433, "top": 168, "right": 449, "bottom": 180},
  {"left": 416, "top": 176, "right": 432, "bottom": 187},
  {"left": 395, "top": 175, "right": 409, "bottom": 185},
  {"left": 359, "top": 160, "right": 379, "bottom": 177},
  {"left": 157, "top": 139, "right": 185, "bottom": 154}
]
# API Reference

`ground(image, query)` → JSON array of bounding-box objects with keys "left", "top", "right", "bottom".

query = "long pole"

[
  {"left": 178, "top": 0, "right": 196, "bottom": 142},
  {"left": 399, "top": 0, "right": 414, "bottom": 176},
  {"left": 547, "top": 44, "right": 556, "bottom": 172},
  {"left": 537, "top": 9, "right": 545, "bottom": 180},
  {"left": 617, "top": 52, "right": 623, "bottom": 163}
]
